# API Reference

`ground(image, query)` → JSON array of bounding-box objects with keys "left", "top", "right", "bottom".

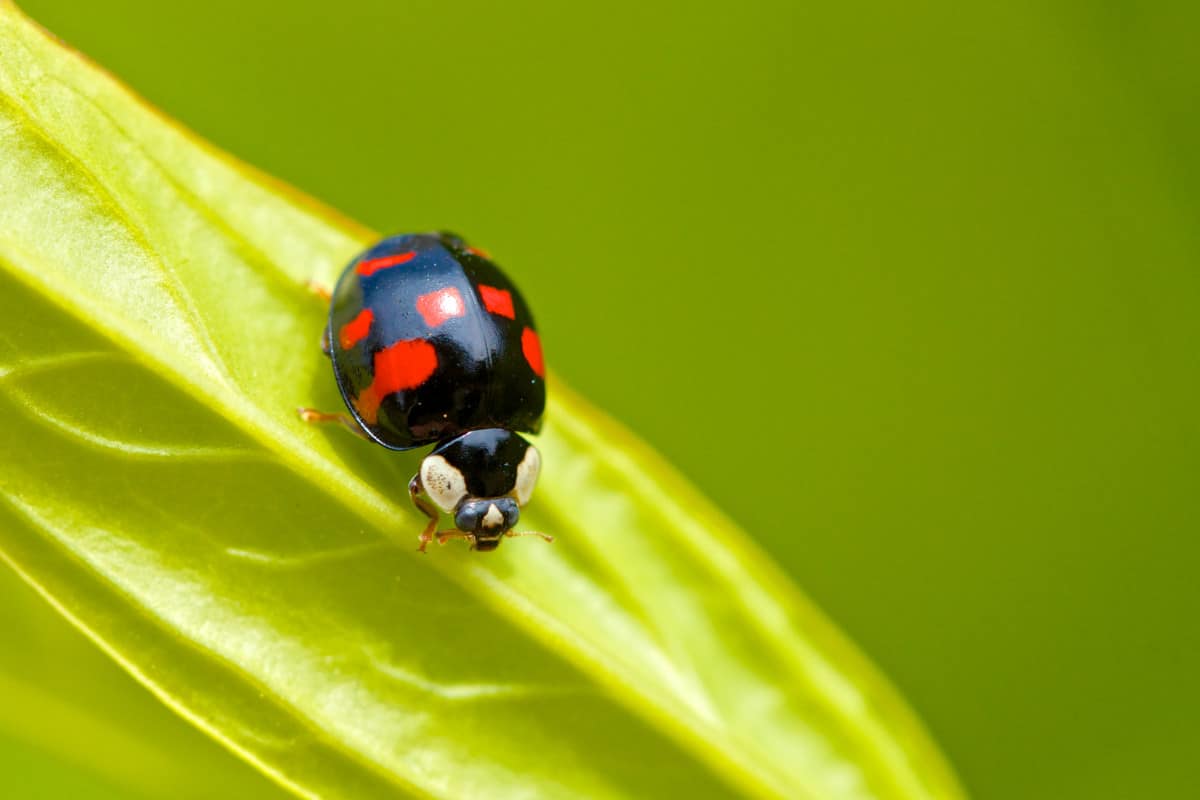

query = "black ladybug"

[{"left": 300, "top": 232, "right": 551, "bottom": 553}]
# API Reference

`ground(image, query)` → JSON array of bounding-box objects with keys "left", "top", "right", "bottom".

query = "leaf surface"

[
  {"left": 0, "top": 564, "right": 293, "bottom": 799},
  {"left": 0, "top": 4, "right": 963, "bottom": 798}
]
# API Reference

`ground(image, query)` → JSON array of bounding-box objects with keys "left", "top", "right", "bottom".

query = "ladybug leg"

[
  {"left": 320, "top": 325, "right": 332, "bottom": 358},
  {"left": 505, "top": 530, "right": 555, "bottom": 544},
  {"left": 409, "top": 476, "right": 442, "bottom": 553},
  {"left": 306, "top": 278, "right": 332, "bottom": 302},
  {"left": 435, "top": 530, "right": 477, "bottom": 548},
  {"left": 296, "top": 407, "right": 370, "bottom": 441}
]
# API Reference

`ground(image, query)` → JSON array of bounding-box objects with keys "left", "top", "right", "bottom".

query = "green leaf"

[
  {"left": 0, "top": 539, "right": 298, "bottom": 800},
  {"left": 0, "top": 3, "right": 963, "bottom": 798}
]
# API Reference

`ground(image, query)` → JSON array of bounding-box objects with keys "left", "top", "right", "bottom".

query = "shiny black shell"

[{"left": 327, "top": 232, "right": 545, "bottom": 450}]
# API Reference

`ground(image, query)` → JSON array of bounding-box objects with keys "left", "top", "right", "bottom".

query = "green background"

[{"left": 6, "top": 1, "right": 1199, "bottom": 797}]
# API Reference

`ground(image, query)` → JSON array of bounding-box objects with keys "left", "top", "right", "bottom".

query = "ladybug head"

[{"left": 418, "top": 428, "right": 541, "bottom": 550}]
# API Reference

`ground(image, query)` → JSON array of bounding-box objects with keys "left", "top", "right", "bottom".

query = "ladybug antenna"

[
  {"left": 505, "top": 530, "right": 555, "bottom": 544},
  {"left": 417, "top": 527, "right": 552, "bottom": 554}
]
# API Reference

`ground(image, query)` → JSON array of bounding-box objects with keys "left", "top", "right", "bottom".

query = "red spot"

[
  {"left": 357, "top": 251, "right": 416, "bottom": 277},
  {"left": 416, "top": 287, "right": 466, "bottom": 328},
  {"left": 376, "top": 339, "right": 439, "bottom": 396},
  {"left": 478, "top": 285, "right": 515, "bottom": 319},
  {"left": 355, "top": 386, "right": 383, "bottom": 425},
  {"left": 355, "top": 339, "right": 439, "bottom": 425},
  {"left": 521, "top": 327, "right": 544, "bottom": 377},
  {"left": 338, "top": 308, "right": 374, "bottom": 349},
  {"left": 467, "top": 245, "right": 492, "bottom": 259}
]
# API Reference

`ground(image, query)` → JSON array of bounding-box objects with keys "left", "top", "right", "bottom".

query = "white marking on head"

[
  {"left": 514, "top": 445, "right": 540, "bottom": 506},
  {"left": 420, "top": 455, "right": 468, "bottom": 512},
  {"left": 482, "top": 503, "right": 504, "bottom": 529}
]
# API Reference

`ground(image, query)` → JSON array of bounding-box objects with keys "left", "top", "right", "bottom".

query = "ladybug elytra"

[{"left": 299, "top": 232, "right": 551, "bottom": 553}]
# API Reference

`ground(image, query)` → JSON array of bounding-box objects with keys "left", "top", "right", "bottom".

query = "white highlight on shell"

[
  {"left": 420, "top": 455, "right": 468, "bottom": 512},
  {"left": 437, "top": 290, "right": 464, "bottom": 317},
  {"left": 514, "top": 445, "right": 541, "bottom": 506}
]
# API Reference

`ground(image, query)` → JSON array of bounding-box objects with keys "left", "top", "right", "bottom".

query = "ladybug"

[{"left": 299, "top": 232, "right": 552, "bottom": 553}]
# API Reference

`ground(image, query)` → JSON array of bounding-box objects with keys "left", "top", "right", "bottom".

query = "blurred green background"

[{"left": 5, "top": 0, "right": 1198, "bottom": 797}]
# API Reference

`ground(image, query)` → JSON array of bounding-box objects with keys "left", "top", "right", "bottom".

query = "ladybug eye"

[
  {"left": 420, "top": 455, "right": 468, "bottom": 512},
  {"left": 514, "top": 445, "right": 541, "bottom": 506}
]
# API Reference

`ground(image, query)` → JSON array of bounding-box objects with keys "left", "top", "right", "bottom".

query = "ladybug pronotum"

[{"left": 299, "top": 232, "right": 551, "bottom": 553}]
